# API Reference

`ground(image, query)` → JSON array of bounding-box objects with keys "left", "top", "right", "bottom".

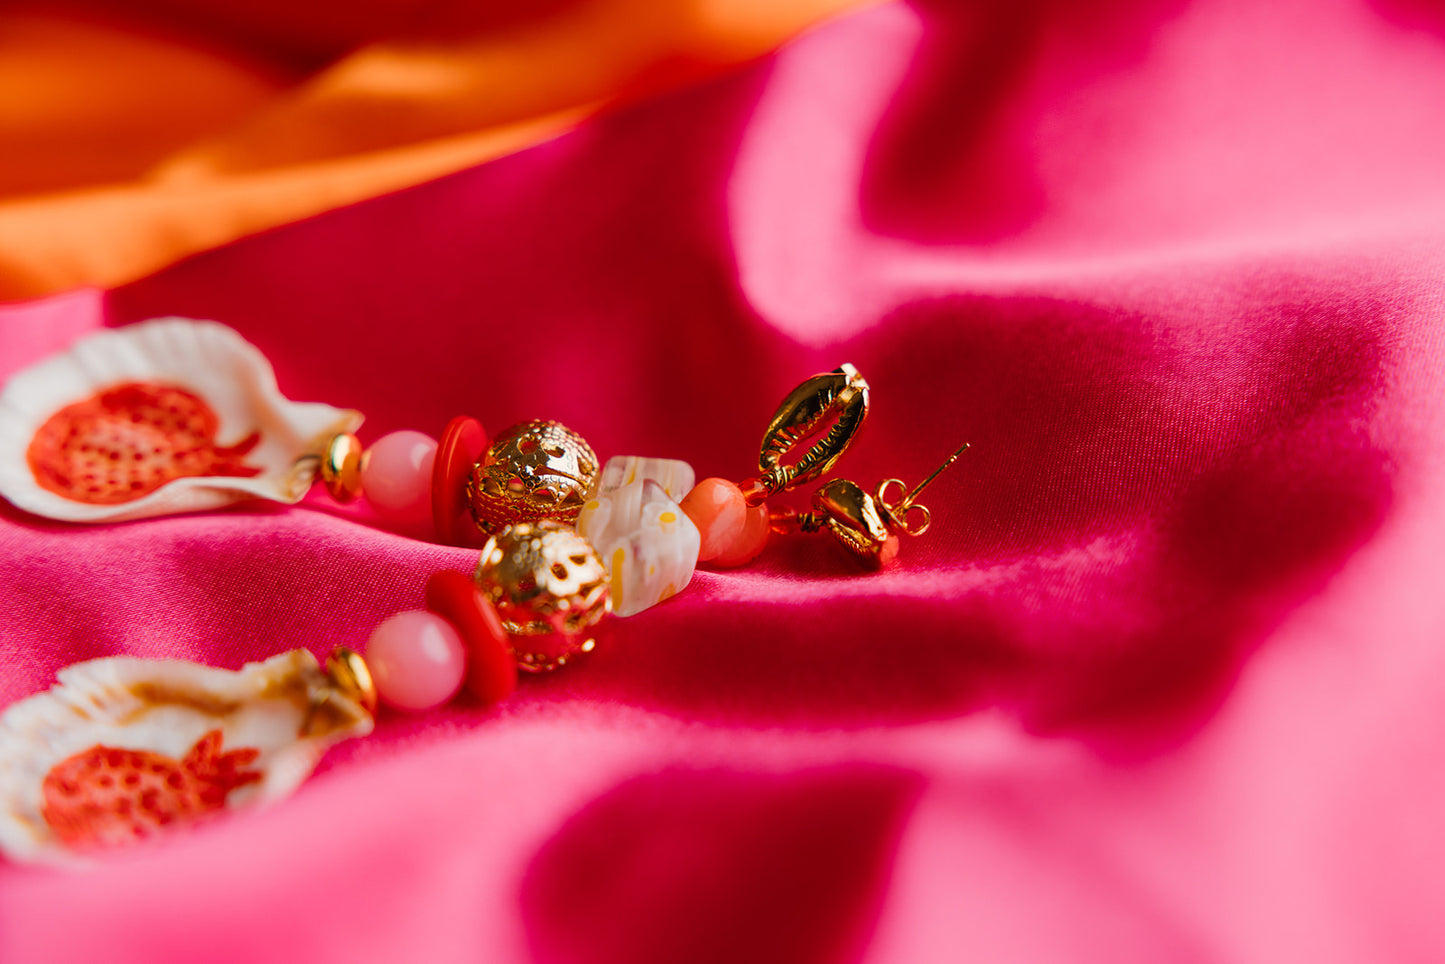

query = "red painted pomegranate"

[
  {"left": 26, "top": 381, "right": 261, "bottom": 505},
  {"left": 41, "top": 730, "right": 262, "bottom": 849}
]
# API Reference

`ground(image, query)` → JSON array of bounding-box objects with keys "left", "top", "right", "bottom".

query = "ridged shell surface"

[
  {"left": 0, "top": 318, "right": 361, "bottom": 522},
  {"left": 0, "top": 650, "right": 373, "bottom": 865}
]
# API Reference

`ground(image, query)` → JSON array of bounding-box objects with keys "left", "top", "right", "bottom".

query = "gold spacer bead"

[
  {"left": 326, "top": 646, "right": 378, "bottom": 716},
  {"left": 321, "top": 433, "right": 365, "bottom": 503}
]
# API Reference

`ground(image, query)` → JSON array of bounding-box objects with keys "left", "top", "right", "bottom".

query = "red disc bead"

[
  {"left": 431, "top": 416, "right": 488, "bottom": 546},
  {"left": 424, "top": 570, "right": 516, "bottom": 704}
]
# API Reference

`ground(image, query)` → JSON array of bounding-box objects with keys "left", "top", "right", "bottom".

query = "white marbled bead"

[
  {"left": 577, "top": 478, "right": 700, "bottom": 617},
  {"left": 597, "top": 455, "right": 696, "bottom": 502}
]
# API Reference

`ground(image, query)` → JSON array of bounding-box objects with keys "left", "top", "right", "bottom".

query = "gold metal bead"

[
  {"left": 320, "top": 433, "right": 365, "bottom": 503},
  {"left": 467, "top": 420, "right": 598, "bottom": 534},
  {"left": 473, "top": 520, "right": 611, "bottom": 673},
  {"left": 324, "top": 646, "right": 378, "bottom": 717}
]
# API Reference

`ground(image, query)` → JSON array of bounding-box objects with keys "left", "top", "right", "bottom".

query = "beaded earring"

[
  {"left": 769, "top": 442, "right": 971, "bottom": 567},
  {"left": 0, "top": 319, "right": 963, "bottom": 865}
]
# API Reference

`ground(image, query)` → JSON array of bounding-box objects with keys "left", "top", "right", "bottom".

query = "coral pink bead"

[
  {"left": 678, "top": 477, "right": 747, "bottom": 562},
  {"left": 711, "top": 501, "right": 770, "bottom": 568},
  {"left": 362, "top": 431, "right": 438, "bottom": 522},
  {"left": 365, "top": 610, "right": 466, "bottom": 712}
]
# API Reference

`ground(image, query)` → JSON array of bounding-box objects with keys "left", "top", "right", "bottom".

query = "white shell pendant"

[
  {"left": 578, "top": 457, "right": 700, "bottom": 617},
  {"left": 0, "top": 318, "right": 361, "bottom": 523},
  {"left": 0, "top": 650, "right": 373, "bottom": 865}
]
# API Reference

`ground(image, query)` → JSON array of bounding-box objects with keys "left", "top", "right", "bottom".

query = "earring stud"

[{"left": 771, "top": 441, "right": 970, "bottom": 567}]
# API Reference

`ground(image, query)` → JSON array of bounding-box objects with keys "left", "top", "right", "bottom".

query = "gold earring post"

[
  {"left": 875, "top": 441, "right": 971, "bottom": 538},
  {"left": 898, "top": 441, "right": 970, "bottom": 510}
]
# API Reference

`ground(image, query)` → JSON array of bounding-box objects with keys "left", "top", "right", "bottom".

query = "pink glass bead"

[
  {"left": 365, "top": 609, "right": 466, "bottom": 712},
  {"left": 678, "top": 478, "right": 747, "bottom": 562},
  {"left": 363, "top": 430, "right": 438, "bottom": 522}
]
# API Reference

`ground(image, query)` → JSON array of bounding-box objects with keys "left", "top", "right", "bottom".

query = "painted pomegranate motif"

[
  {"left": 40, "top": 730, "right": 262, "bottom": 849},
  {"left": 26, "top": 381, "right": 261, "bottom": 505},
  {"left": 0, "top": 650, "right": 374, "bottom": 865}
]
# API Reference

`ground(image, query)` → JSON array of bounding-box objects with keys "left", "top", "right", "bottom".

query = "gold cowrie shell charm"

[{"left": 756, "top": 363, "right": 870, "bottom": 498}]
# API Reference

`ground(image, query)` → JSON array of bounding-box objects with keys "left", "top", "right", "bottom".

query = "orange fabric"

[{"left": 0, "top": 0, "right": 868, "bottom": 302}]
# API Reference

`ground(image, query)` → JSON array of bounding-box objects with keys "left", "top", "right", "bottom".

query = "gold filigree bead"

[
  {"left": 320, "top": 432, "right": 365, "bottom": 503},
  {"left": 473, "top": 520, "right": 611, "bottom": 672},
  {"left": 467, "top": 420, "right": 598, "bottom": 535}
]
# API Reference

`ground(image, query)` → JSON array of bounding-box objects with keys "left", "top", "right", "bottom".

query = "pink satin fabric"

[{"left": 4, "top": 0, "right": 1445, "bottom": 960}]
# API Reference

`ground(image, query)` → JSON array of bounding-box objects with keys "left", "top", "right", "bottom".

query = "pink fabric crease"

[{"left": 4, "top": 0, "right": 1445, "bottom": 960}]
